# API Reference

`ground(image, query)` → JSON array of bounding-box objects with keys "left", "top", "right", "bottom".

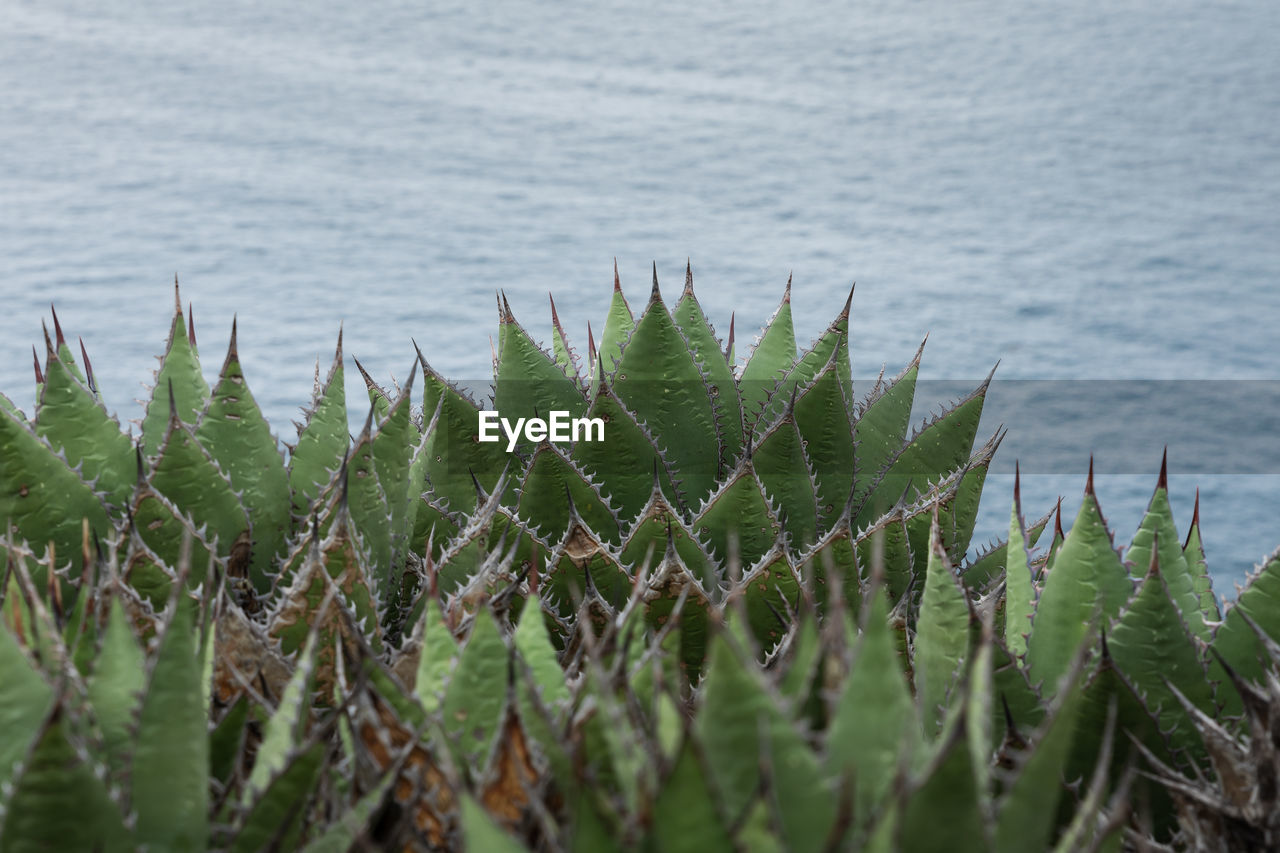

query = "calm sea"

[{"left": 2, "top": 0, "right": 1277, "bottom": 585}]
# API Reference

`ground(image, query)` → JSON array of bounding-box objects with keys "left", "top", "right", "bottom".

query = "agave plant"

[
  {"left": 0, "top": 265, "right": 998, "bottom": 670},
  {"left": 3, "top": 268, "right": 1279, "bottom": 851}
]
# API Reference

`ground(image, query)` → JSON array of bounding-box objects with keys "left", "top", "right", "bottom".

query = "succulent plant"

[{"left": 2, "top": 267, "right": 1279, "bottom": 851}]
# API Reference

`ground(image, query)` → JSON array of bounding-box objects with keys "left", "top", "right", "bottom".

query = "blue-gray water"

[{"left": 2, "top": 1, "right": 1278, "bottom": 586}]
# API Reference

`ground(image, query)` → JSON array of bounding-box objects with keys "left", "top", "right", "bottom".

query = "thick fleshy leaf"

[
  {"left": 753, "top": 294, "right": 851, "bottom": 434},
  {"left": 692, "top": 463, "right": 780, "bottom": 570},
  {"left": 290, "top": 331, "right": 349, "bottom": 517},
  {"left": 516, "top": 445, "right": 620, "bottom": 546},
  {"left": 1, "top": 706, "right": 130, "bottom": 852},
  {"left": 441, "top": 608, "right": 509, "bottom": 767},
  {"left": 86, "top": 595, "right": 146, "bottom": 776},
  {"left": 597, "top": 267, "right": 634, "bottom": 380},
  {"left": 572, "top": 384, "right": 680, "bottom": 522},
  {"left": 1123, "top": 481, "right": 1206, "bottom": 640},
  {"left": 612, "top": 285, "right": 720, "bottom": 503},
  {"left": 858, "top": 376, "right": 988, "bottom": 528},
  {"left": 914, "top": 520, "right": 972, "bottom": 736},
  {"left": 1027, "top": 490, "right": 1132, "bottom": 693},
  {"left": 149, "top": 415, "right": 249, "bottom": 562},
  {"left": 1181, "top": 499, "right": 1219, "bottom": 622},
  {"left": 853, "top": 344, "right": 921, "bottom": 503},
  {"left": 196, "top": 323, "right": 290, "bottom": 583},
  {"left": 34, "top": 348, "right": 133, "bottom": 510},
  {"left": 650, "top": 739, "right": 735, "bottom": 853},
  {"left": 0, "top": 406, "right": 112, "bottom": 581},
  {"left": 460, "top": 793, "right": 527, "bottom": 853},
  {"left": 132, "top": 595, "right": 209, "bottom": 852},
  {"left": 1209, "top": 547, "right": 1280, "bottom": 712},
  {"left": 793, "top": 356, "right": 855, "bottom": 532},
  {"left": 1004, "top": 489, "right": 1035, "bottom": 659},
  {"left": 897, "top": 710, "right": 987, "bottom": 853},
  {"left": 1107, "top": 555, "right": 1213, "bottom": 757},
  {"left": 245, "top": 631, "right": 318, "bottom": 801},
  {"left": 826, "top": 587, "right": 916, "bottom": 821},
  {"left": 494, "top": 309, "right": 588, "bottom": 429},
  {"left": 673, "top": 276, "right": 743, "bottom": 463},
  {"left": 739, "top": 283, "right": 796, "bottom": 428},
  {"left": 141, "top": 288, "right": 210, "bottom": 457},
  {"left": 418, "top": 359, "right": 507, "bottom": 514},
  {"left": 752, "top": 410, "right": 819, "bottom": 550},
  {"left": 0, "top": 623, "right": 53, "bottom": 796}
]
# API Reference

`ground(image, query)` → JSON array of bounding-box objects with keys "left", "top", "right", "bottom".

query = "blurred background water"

[{"left": 2, "top": 0, "right": 1277, "bottom": 587}]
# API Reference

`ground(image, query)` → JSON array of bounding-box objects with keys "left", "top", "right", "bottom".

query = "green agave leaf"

[
  {"left": 572, "top": 382, "right": 681, "bottom": 522},
  {"left": 962, "top": 504, "right": 1052, "bottom": 592},
  {"left": 343, "top": 410, "right": 392, "bottom": 583},
  {"left": 897, "top": 708, "right": 988, "bottom": 853},
  {"left": 1, "top": 705, "right": 130, "bottom": 852},
  {"left": 914, "top": 519, "right": 973, "bottom": 737},
  {"left": 516, "top": 445, "right": 620, "bottom": 546},
  {"left": 132, "top": 593, "right": 209, "bottom": 852},
  {"left": 196, "top": 321, "right": 290, "bottom": 584},
  {"left": 612, "top": 272, "right": 720, "bottom": 503},
  {"left": 693, "top": 462, "right": 780, "bottom": 570},
  {"left": 1209, "top": 546, "right": 1280, "bottom": 713},
  {"left": 739, "top": 279, "right": 796, "bottom": 428},
  {"left": 49, "top": 308, "right": 86, "bottom": 386},
  {"left": 752, "top": 406, "right": 819, "bottom": 551},
  {"left": 86, "top": 594, "right": 146, "bottom": 777},
  {"left": 994, "top": 667, "right": 1083, "bottom": 853},
  {"left": 649, "top": 739, "right": 736, "bottom": 853},
  {"left": 1065, "top": 646, "right": 1176, "bottom": 838},
  {"left": 793, "top": 353, "right": 855, "bottom": 532},
  {"left": 494, "top": 304, "right": 588, "bottom": 429},
  {"left": 673, "top": 265, "right": 744, "bottom": 462},
  {"left": 1122, "top": 462, "right": 1206, "bottom": 640},
  {"left": 695, "top": 622, "right": 829, "bottom": 826},
  {"left": 619, "top": 485, "right": 715, "bottom": 588},
  {"left": 741, "top": 550, "right": 803, "bottom": 654},
  {"left": 1004, "top": 477, "right": 1036, "bottom": 659},
  {"left": 0, "top": 619, "right": 53, "bottom": 797},
  {"left": 857, "top": 372, "right": 990, "bottom": 529},
  {"left": 1027, "top": 481, "right": 1132, "bottom": 693},
  {"left": 210, "top": 697, "right": 249, "bottom": 785},
  {"left": 1181, "top": 492, "right": 1219, "bottom": 621},
  {"left": 352, "top": 357, "right": 391, "bottom": 423},
  {"left": 130, "top": 480, "right": 217, "bottom": 597},
  {"left": 854, "top": 510, "right": 915, "bottom": 604},
  {"left": 596, "top": 262, "right": 635, "bottom": 381},
  {"left": 0, "top": 406, "right": 112, "bottom": 582},
  {"left": 797, "top": 520, "right": 862, "bottom": 614},
  {"left": 412, "top": 593, "right": 458, "bottom": 714},
  {"left": 512, "top": 594, "right": 568, "bottom": 707},
  {"left": 371, "top": 366, "right": 420, "bottom": 570},
  {"left": 290, "top": 329, "right": 348, "bottom": 517},
  {"left": 34, "top": 345, "right": 133, "bottom": 511},
  {"left": 418, "top": 355, "right": 507, "bottom": 514},
  {"left": 149, "top": 412, "right": 249, "bottom": 563},
  {"left": 1107, "top": 549, "right": 1213, "bottom": 757},
  {"left": 548, "top": 294, "right": 581, "bottom": 379},
  {"left": 753, "top": 288, "right": 852, "bottom": 435},
  {"left": 141, "top": 285, "right": 210, "bottom": 457},
  {"left": 902, "top": 433, "right": 999, "bottom": 575},
  {"left": 853, "top": 341, "right": 923, "bottom": 506},
  {"left": 441, "top": 608, "right": 509, "bottom": 767}
]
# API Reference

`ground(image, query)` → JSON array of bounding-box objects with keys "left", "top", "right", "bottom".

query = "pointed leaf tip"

[
  {"left": 187, "top": 303, "right": 196, "bottom": 348},
  {"left": 613, "top": 257, "right": 621, "bottom": 291},
  {"left": 840, "top": 281, "right": 854, "bottom": 319},
  {"left": 78, "top": 337, "right": 96, "bottom": 391},
  {"left": 32, "top": 345, "right": 43, "bottom": 384},
  {"left": 650, "top": 260, "right": 662, "bottom": 303},
  {"left": 50, "top": 304, "right": 67, "bottom": 347},
  {"left": 1085, "top": 456, "right": 1095, "bottom": 496},
  {"left": 684, "top": 258, "right": 694, "bottom": 296},
  {"left": 1053, "top": 497, "right": 1065, "bottom": 540},
  {"left": 783, "top": 272, "right": 792, "bottom": 302},
  {"left": 41, "top": 318, "right": 55, "bottom": 359},
  {"left": 1014, "top": 460, "right": 1021, "bottom": 504},
  {"left": 1157, "top": 446, "right": 1168, "bottom": 491}
]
